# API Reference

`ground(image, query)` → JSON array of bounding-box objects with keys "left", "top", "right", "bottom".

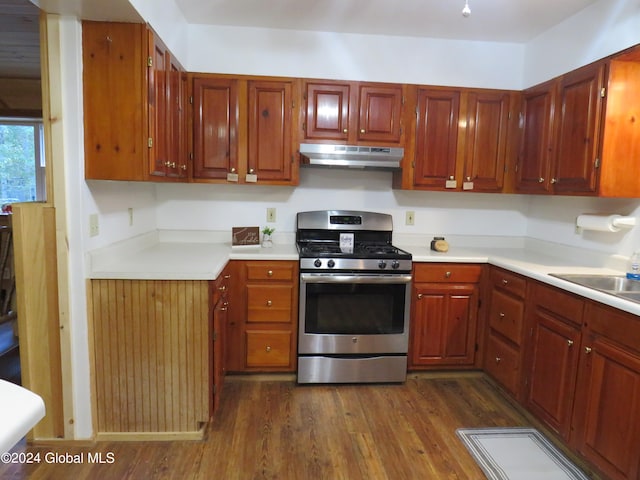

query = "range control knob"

[
  {"left": 378, "top": 260, "right": 387, "bottom": 269},
  {"left": 391, "top": 260, "right": 400, "bottom": 270},
  {"left": 314, "top": 259, "right": 322, "bottom": 268},
  {"left": 327, "top": 259, "right": 336, "bottom": 268}
]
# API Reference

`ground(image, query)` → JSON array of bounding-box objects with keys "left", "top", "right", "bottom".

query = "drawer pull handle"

[
  {"left": 266, "top": 346, "right": 271, "bottom": 352},
  {"left": 445, "top": 271, "right": 451, "bottom": 278},
  {"left": 585, "top": 346, "right": 592, "bottom": 354},
  {"left": 567, "top": 340, "right": 574, "bottom": 347},
  {"left": 266, "top": 300, "right": 272, "bottom": 307},
  {"left": 267, "top": 270, "right": 273, "bottom": 277},
  {"left": 495, "top": 357, "right": 501, "bottom": 364}
]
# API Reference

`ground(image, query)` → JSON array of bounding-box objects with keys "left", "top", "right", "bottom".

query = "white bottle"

[{"left": 627, "top": 250, "right": 640, "bottom": 280}]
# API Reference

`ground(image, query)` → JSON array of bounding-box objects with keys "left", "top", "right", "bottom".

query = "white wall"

[{"left": 524, "top": 0, "right": 640, "bottom": 87}]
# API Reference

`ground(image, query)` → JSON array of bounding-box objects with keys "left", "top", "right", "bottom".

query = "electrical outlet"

[
  {"left": 128, "top": 207, "right": 134, "bottom": 226},
  {"left": 405, "top": 211, "right": 415, "bottom": 226},
  {"left": 89, "top": 213, "right": 99, "bottom": 237},
  {"left": 267, "top": 208, "right": 276, "bottom": 223}
]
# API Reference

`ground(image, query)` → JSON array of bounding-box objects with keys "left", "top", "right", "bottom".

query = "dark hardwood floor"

[{"left": 0, "top": 373, "right": 593, "bottom": 479}]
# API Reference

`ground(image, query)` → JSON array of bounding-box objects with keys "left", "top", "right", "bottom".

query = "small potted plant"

[{"left": 262, "top": 226, "right": 275, "bottom": 248}]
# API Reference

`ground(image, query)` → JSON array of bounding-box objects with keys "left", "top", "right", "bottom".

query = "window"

[{"left": 0, "top": 119, "right": 46, "bottom": 205}]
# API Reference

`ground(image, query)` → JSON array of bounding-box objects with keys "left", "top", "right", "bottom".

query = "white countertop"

[
  {"left": 87, "top": 231, "right": 640, "bottom": 317},
  {"left": 0, "top": 380, "right": 45, "bottom": 454}
]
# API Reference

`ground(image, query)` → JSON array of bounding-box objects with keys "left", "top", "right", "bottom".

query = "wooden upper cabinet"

[
  {"left": 357, "top": 83, "right": 403, "bottom": 143},
  {"left": 83, "top": 21, "right": 186, "bottom": 182},
  {"left": 304, "top": 81, "right": 351, "bottom": 141},
  {"left": 413, "top": 88, "right": 460, "bottom": 189},
  {"left": 552, "top": 62, "right": 605, "bottom": 194},
  {"left": 192, "top": 77, "right": 239, "bottom": 180},
  {"left": 516, "top": 80, "right": 556, "bottom": 193},
  {"left": 302, "top": 79, "right": 403, "bottom": 145},
  {"left": 192, "top": 75, "right": 298, "bottom": 185},
  {"left": 462, "top": 90, "right": 512, "bottom": 192},
  {"left": 248, "top": 80, "right": 295, "bottom": 182}
]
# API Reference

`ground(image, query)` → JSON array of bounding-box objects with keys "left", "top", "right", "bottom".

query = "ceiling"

[
  {"left": 173, "top": 0, "right": 602, "bottom": 43},
  {"left": 0, "top": 0, "right": 606, "bottom": 80},
  {"left": 0, "top": 0, "right": 40, "bottom": 79}
]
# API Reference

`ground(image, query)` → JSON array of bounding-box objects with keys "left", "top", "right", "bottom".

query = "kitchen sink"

[
  {"left": 550, "top": 273, "right": 640, "bottom": 304},
  {"left": 551, "top": 274, "right": 640, "bottom": 292}
]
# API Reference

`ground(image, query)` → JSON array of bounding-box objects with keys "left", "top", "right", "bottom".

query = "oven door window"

[{"left": 304, "top": 282, "right": 406, "bottom": 335}]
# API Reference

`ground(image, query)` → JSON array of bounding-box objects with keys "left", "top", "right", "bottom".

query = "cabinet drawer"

[
  {"left": 586, "top": 301, "right": 640, "bottom": 354},
  {"left": 489, "top": 289, "right": 525, "bottom": 345},
  {"left": 246, "top": 330, "right": 292, "bottom": 367},
  {"left": 532, "top": 282, "right": 584, "bottom": 326},
  {"left": 485, "top": 334, "right": 520, "bottom": 396},
  {"left": 247, "top": 284, "right": 293, "bottom": 323},
  {"left": 245, "top": 262, "right": 295, "bottom": 282},
  {"left": 490, "top": 268, "right": 526, "bottom": 298},
  {"left": 413, "top": 264, "right": 482, "bottom": 283}
]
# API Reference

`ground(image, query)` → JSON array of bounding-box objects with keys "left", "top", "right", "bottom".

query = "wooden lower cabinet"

[
  {"left": 484, "top": 267, "right": 527, "bottom": 399},
  {"left": 524, "top": 282, "right": 583, "bottom": 440},
  {"left": 410, "top": 264, "right": 481, "bottom": 368},
  {"left": 226, "top": 260, "right": 298, "bottom": 372},
  {"left": 570, "top": 302, "right": 640, "bottom": 480},
  {"left": 88, "top": 279, "right": 210, "bottom": 438}
]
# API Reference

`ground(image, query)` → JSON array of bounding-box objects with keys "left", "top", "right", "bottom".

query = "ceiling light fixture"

[{"left": 462, "top": 0, "right": 471, "bottom": 17}]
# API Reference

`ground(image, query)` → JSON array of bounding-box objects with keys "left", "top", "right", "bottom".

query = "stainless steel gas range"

[{"left": 296, "top": 210, "right": 412, "bottom": 384}]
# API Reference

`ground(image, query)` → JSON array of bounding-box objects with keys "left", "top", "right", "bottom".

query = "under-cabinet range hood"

[{"left": 299, "top": 143, "right": 403, "bottom": 170}]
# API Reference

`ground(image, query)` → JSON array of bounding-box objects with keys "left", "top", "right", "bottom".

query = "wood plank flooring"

[{"left": 0, "top": 373, "right": 589, "bottom": 479}]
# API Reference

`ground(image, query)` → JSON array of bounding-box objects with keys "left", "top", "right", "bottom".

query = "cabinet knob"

[
  {"left": 218, "top": 285, "right": 227, "bottom": 292},
  {"left": 360, "top": 129, "right": 366, "bottom": 133},
  {"left": 266, "top": 346, "right": 271, "bottom": 352},
  {"left": 266, "top": 300, "right": 272, "bottom": 307},
  {"left": 551, "top": 178, "right": 558, "bottom": 184},
  {"left": 466, "top": 176, "right": 471, "bottom": 182},
  {"left": 585, "top": 346, "right": 592, "bottom": 354},
  {"left": 249, "top": 168, "right": 255, "bottom": 174},
  {"left": 417, "top": 293, "right": 423, "bottom": 299},
  {"left": 224, "top": 274, "right": 231, "bottom": 279},
  {"left": 499, "top": 312, "right": 505, "bottom": 318},
  {"left": 230, "top": 167, "right": 236, "bottom": 173},
  {"left": 445, "top": 271, "right": 451, "bottom": 278},
  {"left": 343, "top": 128, "right": 348, "bottom": 133},
  {"left": 180, "top": 164, "right": 187, "bottom": 171},
  {"left": 538, "top": 177, "right": 544, "bottom": 183},
  {"left": 495, "top": 357, "right": 501, "bottom": 364},
  {"left": 267, "top": 270, "right": 273, "bottom": 277},
  {"left": 567, "top": 339, "right": 574, "bottom": 347},
  {"left": 449, "top": 175, "right": 455, "bottom": 180},
  {"left": 502, "top": 279, "right": 509, "bottom": 285}
]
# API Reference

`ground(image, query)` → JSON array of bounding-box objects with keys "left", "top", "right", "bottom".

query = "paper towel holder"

[{"left": 576, "top": 214, "right": 637, "bottom": 233}]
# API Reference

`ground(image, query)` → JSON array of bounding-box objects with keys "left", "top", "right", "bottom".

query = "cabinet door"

[
  {"left": 83, "top": 21, "right": 148, "bottom": 181},
  {"left": 526, "top": 311, "right": 581, "bottom": 440},
  {"left": 192, "top": 77, "right": 239, "bottom": 180},
  {"left": 357, "top": 83, "right": 403, "bottom": 143},
  {"left": 304, "top": 81, "right": 351, "bottom": 141},
  {"left": 572, "top": 335, "right": 640, "bottom": 480},
  {"left": 463, "top": 91, "right": 510, "bottom": 192},
  {"left": 167, "top": 56, "right": 186, "bottom": 178},
  {"left": 413, "top": 89, "right": 460, "bottom": 189},
  {"left": 411, "top": 283, "right": 478, "bottom": 367},
  {"left": 553, "top": 62, "right": 605, "bottom": 194},
  {"left": 516, "top": 80, "right": 556, "bottom": 193},
  {"left": 148, "top": 31, "right": 170, "bottom": 177},
  {"left": 248, "top": 80, "right": 294, "bottom": 182}
]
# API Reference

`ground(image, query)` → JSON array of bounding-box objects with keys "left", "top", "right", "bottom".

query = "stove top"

[{"left": 296, "top": 210, "right": 412, "bottom": 273}]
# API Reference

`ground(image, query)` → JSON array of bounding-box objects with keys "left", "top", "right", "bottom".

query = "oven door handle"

[{"left": 300, "top": 273, "right": 412, "bottom": 284}]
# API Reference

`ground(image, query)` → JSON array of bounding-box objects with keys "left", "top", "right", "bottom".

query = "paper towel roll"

[{"left": 576, "top": 214, "right": 635, "bottom": 232}]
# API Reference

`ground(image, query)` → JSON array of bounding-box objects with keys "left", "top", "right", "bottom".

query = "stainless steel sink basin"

[
  {"left": 551, "top": 274, "right": 640, "bottom": 292},
  {"left": 550, "top": 273, "right": 640, "bottom": 304}
]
